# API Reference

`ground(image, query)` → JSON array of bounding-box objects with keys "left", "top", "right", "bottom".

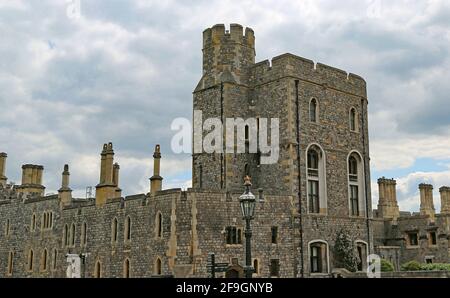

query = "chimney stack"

[
  {"left": 439, "top": 186, "right": 450, "bottom": 214},
  {"left": 113, "top": 162, "right": 122, "bottom": 197},
  {"left": 96, "top": 142, "right": 119, "bottom": 206},
  {"left": 150, "top": 145, "right": 163, "bottom": 195},
  {"left": 0, "top": 152, "right": 7, "bottom": 186},
  {"left": 17, "top": 164, "right": 45, "bottom": 196},
  {"left": 377, "top": 177, "right": 400, "bottom": 220},
  {"left": 99, "top": 142, "right": 114, "bottom": 185},
  {"left": 58, "top": 164, "right": 72, "bottom": 206},
  {"left": 419, "top": 183, "right": 435, "bottom": 221}
]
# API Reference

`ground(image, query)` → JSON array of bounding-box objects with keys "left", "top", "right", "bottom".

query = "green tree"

[{"left": 333, "top": 229, "right": 359, "bottom": 272}]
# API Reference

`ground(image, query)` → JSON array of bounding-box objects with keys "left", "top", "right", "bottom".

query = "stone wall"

[{"left": 0, "top": 185, "right": 301, "bottom": 278}]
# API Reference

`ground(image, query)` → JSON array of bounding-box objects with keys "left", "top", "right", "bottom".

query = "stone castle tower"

[
  {"left": 192, "top": 24, "right": 257, "bottom": 193},
  {"left": 193, "top": 24, "right": 371, "bottom": 220}
]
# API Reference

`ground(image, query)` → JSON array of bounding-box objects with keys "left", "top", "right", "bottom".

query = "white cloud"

[{"left": 371, "top": 134, "right": 450, "bottom": 171}]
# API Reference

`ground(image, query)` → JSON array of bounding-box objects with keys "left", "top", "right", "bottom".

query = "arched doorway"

[{"left": 225, "top": 265, "right": 244, "bottom": 278}]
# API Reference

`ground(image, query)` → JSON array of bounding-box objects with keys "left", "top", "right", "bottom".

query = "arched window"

[
  {"left": 7, "top": 251, "right": 13, "bottom": 275},
  {"left": 309, "top": 241, "right": 329, "bottom": 274},
  {"left": 349, "top": 108, "right": 357, "bottom": 131},
  {"left": 112, "top": 218, "right": 118, "bottom": 243},
  {"left": 28, "top": 249, "right": 34, "bottom": 272},
  {"left": 125, "top": 216, "right": 131, "bottom": 242},
  {"left": 49, "top": 212, "right": 53, "bottom": 229},
  {"left": 70, "top": 223, "right": 76, "bottom": 246},
  {"left": 349, "top": 156, "right": 358, "bottom": 181},
  {"left": 355, "top": 241, "right": 368, "bottom": 271},
  {"left": 42, "top": 211, "right": 51, "bottom": 229},
  {"left": 42, "top": 213, "right": 47, "bottom": 229},
  {"left": 81, "top": 222, "right": 87, "bottom": 247},
  {"left": 307, "top": 150, "right": 319, "bottom": 176},
  {"left": 31, "top": 214, "right": 36, "bottom": 232},
  {"left": 52, "top": 249, "right": 57, "bottom": 271},
  {"left": 155, "top": 258, "right": 162, "bottom": 275},
  {"left": 306, "top": 145, "right": 327, "bottom": 214},
  {"left": 94, "top": 261, "right": 102, "bottom": 278},
  {"left": 348, "top": 152, "right": 365, "bottom": 217},
  {"left": 156, "top": 212, "right": 163, "bottom": 239},
  {"left": 309, "top": 98, "right": 318, "bottom": 123},
  {"left": 41, "top": 249, "right": 48, "bottom": 272},
  {"left": 123, "top": 258, "right": 130, "bottom": 278},
  {"left": 63, "top": 224, "right": 69, "bottom": 247}
]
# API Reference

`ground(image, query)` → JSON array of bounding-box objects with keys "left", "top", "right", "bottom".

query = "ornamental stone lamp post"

[{"left": 239, "top": 175, "right": 256, "bottom": 278}]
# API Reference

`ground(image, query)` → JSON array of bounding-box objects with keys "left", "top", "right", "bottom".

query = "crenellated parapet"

[
  {"left": 249, "top": 53, "right": 367, "bottom": 98},
  {"left": 202, "top": 23, "right": 255, "bottom": 49},
  {"left": 197, "top": 24, "right": 256, "bottom": 90}
]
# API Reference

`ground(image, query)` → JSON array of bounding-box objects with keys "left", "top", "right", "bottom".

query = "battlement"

[
  {"left": 203, "top": 23, "right": 254, "bottom": 49},
  {"left": 250, "top": 53, "right": 367, "bottom": 97}
]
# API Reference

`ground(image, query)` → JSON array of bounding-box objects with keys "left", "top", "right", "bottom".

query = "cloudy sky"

[{"left": 1, "top": 0, "right": 449, "bottom": 212}]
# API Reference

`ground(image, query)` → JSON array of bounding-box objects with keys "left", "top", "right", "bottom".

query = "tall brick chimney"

[
  {"left": 419, "top": 183, "right": 435, "bottom": 221},
  {"left": 113, "top": 162, "right": 122, "bottom": 197},
  {"left": 377, "top": 177, "right": 399, "bottom": 220},
  {"left": 439, "top": 186, "right": 450, "bottom": 214},
  {"left": 16, "top": 164, "right": 45, "bottom": 196},
  {"left": 58, "top": 164, "right": 72, "bottom": 206},
  {"left": 96, "top": 143, "right": 120, "bottom": 206},
  {"left": 150, "top": 144, "right": 163, "bottom": 195},
  {"left": 0, "top": 152, "right": 7, "bottom": 186}
]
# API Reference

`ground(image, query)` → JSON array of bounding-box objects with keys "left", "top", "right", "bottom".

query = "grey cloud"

[
  {"left": 397, "top": 80, "right": 450, "bottom": 134},
  {"left": 1, "top": 0, "right": 450, "bottom": 207}
]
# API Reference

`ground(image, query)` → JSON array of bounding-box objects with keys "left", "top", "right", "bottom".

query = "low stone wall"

[
  {"left": 341, "top": 270, "right": 450, "bottom": 278},
  {"left": 380, "top": 271, "right": 450, "bottom": 278}
]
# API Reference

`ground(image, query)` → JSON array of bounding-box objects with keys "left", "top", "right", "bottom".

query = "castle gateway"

[{"left": 0, "top": 24, "right": 449, "bottom": 278}]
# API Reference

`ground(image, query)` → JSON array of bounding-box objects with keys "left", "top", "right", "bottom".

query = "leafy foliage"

[
  {"left": 401, "top": 261, "right": 450, "bottom": 271},
  {"left": 401, "top": 260, "right": 421, "bottom": 271},
  {"left": 420, "top": 263, "right": 450, "bottom": 271},
  {"left": 380, "top": 259, "right": 395, "bottom": 272},
  {"left": 333, "top": 229, "right": 359, "bottom": 272}
]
